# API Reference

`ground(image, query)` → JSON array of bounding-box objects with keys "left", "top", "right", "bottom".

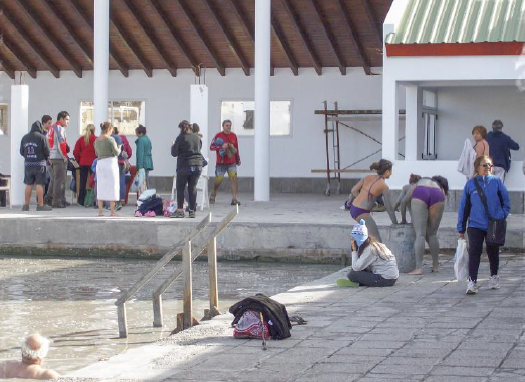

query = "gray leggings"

[
  {"left": 410, "top": 200, "right": 444, "bottom": 269},
  {"left": 347, "top": 269, "right": 396, "bottom": 287}
]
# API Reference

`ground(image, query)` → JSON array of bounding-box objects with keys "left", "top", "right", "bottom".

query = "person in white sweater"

[{"left": 337, "top": 219, "right": 399, "bottom": 287}]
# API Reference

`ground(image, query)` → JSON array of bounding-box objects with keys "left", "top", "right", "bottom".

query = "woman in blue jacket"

[{"left": 457, "top": 155, "right": 510, "bottom": 295}]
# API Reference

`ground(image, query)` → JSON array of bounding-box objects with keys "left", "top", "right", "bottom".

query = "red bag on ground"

[{"left": 233, "top": 310, "right": 270, "bottom": 339}]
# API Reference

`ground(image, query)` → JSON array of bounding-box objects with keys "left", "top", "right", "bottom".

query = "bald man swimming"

[{"left": 0, "top": 334, "right": 59, "bottom": 380}]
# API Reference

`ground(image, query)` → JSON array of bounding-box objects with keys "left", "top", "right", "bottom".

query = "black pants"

[
  {"left": 467, "top": 227, "right": 499, "bottom": 282},
  {"left": 78, "top": 165, "right": 91, "bottom": 206},
  {"left": 176, "top": 169, "right": 201, "bottom": 211},
  {"left": 347, "top": 269, "right": 396, "bottom": 287}
]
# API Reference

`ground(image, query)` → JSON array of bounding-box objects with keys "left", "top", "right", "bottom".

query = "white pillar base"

[{"left": 10, "top": 85, "right": 29, "bottom": 207}]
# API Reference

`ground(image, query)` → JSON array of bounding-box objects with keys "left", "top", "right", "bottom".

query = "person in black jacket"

[
  {"left": 171, "top": 120, "right": 203, "bottom": 218},
  {"left": 20, "top": 121, "right": 52, "bottom": 211},
  {"left": 486, "top": 119, "right": 520, "bottom": 182}
]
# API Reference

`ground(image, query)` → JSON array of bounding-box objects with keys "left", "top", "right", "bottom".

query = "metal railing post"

[
  {"left": 117, "top": 303, "right": 128, "bottom": 338},
  {"left": 153, "top": 295, "right": 163, "bottom": 327},
  {"left": 183, "top": 240, "right": 193, "bottom": 329},
  {"left": 207, "top": 237, "right": 220, "bottom": 317}
]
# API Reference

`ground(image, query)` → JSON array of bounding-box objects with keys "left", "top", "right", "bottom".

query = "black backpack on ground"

[{"left": 229, "top": 294, "right": 292, "bottom": 340}]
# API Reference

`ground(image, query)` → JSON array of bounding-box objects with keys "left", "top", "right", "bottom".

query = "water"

[{"left": 0, "top": 256, "right": 339, "bottom": 376}]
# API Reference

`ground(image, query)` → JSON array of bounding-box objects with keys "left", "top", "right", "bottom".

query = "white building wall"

[
  {"left": 0, "top": 67, "right": 395, "bottom": 178},
  {"left": 436, "top": 86, "right": 525, "bottom": 161}
]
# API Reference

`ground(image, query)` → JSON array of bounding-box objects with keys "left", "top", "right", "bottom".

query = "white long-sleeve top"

[
  {"left": 351, "top": 242, "right": 399, "bottom": 280},
  {"left": 457, "top": 138, "right": 476, "bottom": 178}
]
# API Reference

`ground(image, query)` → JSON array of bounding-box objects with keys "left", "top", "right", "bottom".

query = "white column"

[
  {"left": 254, "top": 0, "right": 271, "bottom": 201},
  {"left": 381, "top": 79, "right": 399, "bottom": 161},
  {"left": 94, "top": 0, "right": 110, "bottom": 135},
  {"left": 405, "top": 84, "right": 422, "bottom": 161},
  {"left": 190, "top": 85, "right": 209, "bottom": 176},
  {"left": 10, "top": 85, "right": 29, "bottom": 207}
]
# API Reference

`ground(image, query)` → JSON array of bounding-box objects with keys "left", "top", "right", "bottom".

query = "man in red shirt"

[{"left": 209, "top": 119, "right": 241, "bottom": 205}]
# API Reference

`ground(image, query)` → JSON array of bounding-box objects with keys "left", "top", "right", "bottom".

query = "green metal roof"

[{"left": 386, "top": 0, "right": 525, "bottom": 44}]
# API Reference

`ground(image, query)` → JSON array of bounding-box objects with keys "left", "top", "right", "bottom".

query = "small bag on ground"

[
  {"left": 454, "top": 238, "right": 469, "bottom": 281},
  {"left": 233, "top": 310, "right": 270, "bottom": 339}
]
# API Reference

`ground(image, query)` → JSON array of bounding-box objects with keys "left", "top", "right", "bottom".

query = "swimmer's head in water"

[
  {"left": 351, "top": 219, "right": 368, "bottom": 248},
  {"left": 21, "top": 334, "right": 50, "bottom": 364},
  {"left": 370, "top": 159, "right": 393, "bottom": 178}
]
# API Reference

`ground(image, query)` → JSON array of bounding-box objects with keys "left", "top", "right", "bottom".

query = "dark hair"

[
  {"left": 192, "top": 123, "right": 200, "bottom": 134},
  {"left": 473, "top": 155, "right": 493, "bottom": 176},
  {"left": 472, "top": 125, "right": 487, "bottom": 139},
  {"left": 113, "top": 127, "right": 119, "bottom": 135},
  {"left": 357, "top": 235, "right": 378, "bottom": 257},
  {"left": 222, "top": 119, "right": 232, "bottom": 127},
  {"left": 409, "top": 174, "right": 421, "bottom": 184},
  {"left": 492, "top": 119, "right": 503, "bottom": 130},
  {"left": 135, "top": 124, "right": 147, "bottom": 135},
  {"left": 56, "top": 111, "right": 69, "bottom": 121},
  {"left": 178, "top": 120, "right": 189, "bottom": 129},
  {"left": 41, "top": 115, "right": 52, "bottom": 124},
  {"left": 179, "top": 120, "right": 192, "bottom": 134},
  {"left": 100, "top": 121, "right": 112, "bottom": 133},
  {"left": 431, "top": 175, "right": 449, "bottom": 196},
  {"left": 369, "top": 159, "right": 393, "bottom": 175}
]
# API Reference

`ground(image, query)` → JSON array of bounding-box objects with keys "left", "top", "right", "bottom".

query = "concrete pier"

[
  {"left": 1, "top": 193, "right": 524, "bottom": 263},
  {"left": 63, "top": 252, "right": 525, "bottom": 382}
]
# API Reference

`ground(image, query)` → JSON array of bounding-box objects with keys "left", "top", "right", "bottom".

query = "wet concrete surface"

[{"left": 0, "top": 255, "right": 339, "bottom": 379}]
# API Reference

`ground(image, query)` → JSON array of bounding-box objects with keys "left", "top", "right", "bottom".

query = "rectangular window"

[
  {"left": 80, "top": 101, "right": 146, "bottom": 135},
  {"left": 220, "top": 100, "right": 291, "bottom": 136},
  {"left": 0, "top": 104, "right": 8, "bottom": 136}
]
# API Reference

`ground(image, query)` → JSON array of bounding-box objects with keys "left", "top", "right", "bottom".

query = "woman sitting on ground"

[
  {"left": 337, "top": 219, "right": 399, "bottom": 287},
  {"left": 349, "top": 159, "right": 397, "bottom": 242},
  {"left": 399, "top": 175, "right": 449, "bottom": 275}
]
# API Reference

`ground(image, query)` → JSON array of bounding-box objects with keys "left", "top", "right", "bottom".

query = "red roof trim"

[{"left": 386, "top": 42, "right": 525, "bottom": 57}]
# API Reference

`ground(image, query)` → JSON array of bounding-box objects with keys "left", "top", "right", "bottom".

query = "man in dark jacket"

[
  {"left": 486, "top": 119, "right": 520, "bottom": 182},
  {"left": 20, "top": 121, "right": 52, "bottom": 211}
]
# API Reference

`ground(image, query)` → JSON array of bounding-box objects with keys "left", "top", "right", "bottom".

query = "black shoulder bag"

[{"left": 473, "top": 178, "right": 506, "bottom": 246}]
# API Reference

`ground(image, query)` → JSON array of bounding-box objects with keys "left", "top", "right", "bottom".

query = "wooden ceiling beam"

[
  {"left": 150, "top": 0, "right": 199, "bottom": 71},
  {"left": 1, "top": 34, "right": 37, "bottom": 78},
  {"left": 0, "top": 6, "right": 60, "bottom": 78},
  {"left": 12, "top": 0, "right": 83, "bottom": 78},
  {"left": 272, "top": 15, "right": 299, "bottom": 76},
  {"left": 336, "top": 0, "right": 371, "bottom": 75},
  {"left": 41, "top": 0, "right": 93, "bottom": 66},
  {"left": 110, "top": 14, "right": 153, "bottom": 77},
  {"left": 176, "top": 0, "right": 226, "bottom": 76},
  {"left": 121, "top": 0, "right": 177, "bottom": 77},
  {"left": 310, "top": 0, "right": 346, "bottom": 75},
  {"left": 226, "top": 0, "right": 275, "bottom": 76},
  {"left": 281, "top": 0, "right": 322, "bottom": 75},
  {"left": 203, "top": 0, "right": 250, "bottom": 76},
  {"left": 360, "top": 0, "right": 383, "bottom": 44},
  {"left": 0, "top": 52, "right": 16, "bottom": 80},
  {"left": 65, "top": 0, "right": 129, "bottom": 77}
]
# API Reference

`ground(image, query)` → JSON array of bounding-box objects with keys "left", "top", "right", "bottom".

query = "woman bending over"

[
  {"left": 400, "top": 175, "right": 448, "bottom": 274},
  {"left": 349, "top": 159, "right": 397, "bottom": 242}
]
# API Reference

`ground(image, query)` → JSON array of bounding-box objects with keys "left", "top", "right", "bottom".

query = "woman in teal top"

[{"left": 135, "top": 124, "right": 153, "bottom": 188}]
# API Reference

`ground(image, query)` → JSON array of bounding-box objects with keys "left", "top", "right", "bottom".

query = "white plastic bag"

[{"left": 454, "top": 239, "right": 469, "bottom": 281}]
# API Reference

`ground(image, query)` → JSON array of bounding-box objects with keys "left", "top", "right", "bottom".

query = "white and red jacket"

[{"left": 48, "top": 123, "right": 68, "bottom": 159}]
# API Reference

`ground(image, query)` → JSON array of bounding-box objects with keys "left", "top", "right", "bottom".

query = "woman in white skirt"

[{"left": 94, "top": 122, "right": 121, "bottom": 216}]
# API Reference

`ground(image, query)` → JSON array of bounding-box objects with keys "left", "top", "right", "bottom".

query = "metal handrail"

[
  {"left": 116, "top": 213, "right": 211, "bottom": 338},
  {"left": 152, "top": 206, "right": 239, "bottom": 328}
]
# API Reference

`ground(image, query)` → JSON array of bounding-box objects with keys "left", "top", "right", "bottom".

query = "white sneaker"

[
  {"left": 466, "top": 279, "right": 479, "bottom": 295},
  {"left": 488, "top": 275, "right": 500, "bottom": 290}
]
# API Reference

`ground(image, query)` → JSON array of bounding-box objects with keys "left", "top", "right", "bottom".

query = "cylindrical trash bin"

[{"left": 386, "top": 224, "right": 416, "bottom": 273}]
